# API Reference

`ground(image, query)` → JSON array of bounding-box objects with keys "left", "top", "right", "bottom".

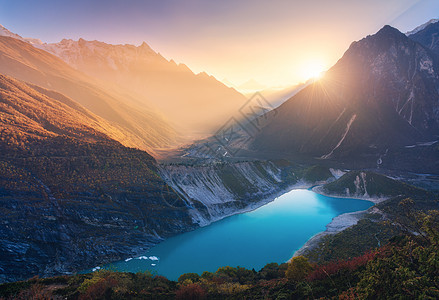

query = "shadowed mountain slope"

[
  {"left": 251, "top": 26, "right": 439, "bottom": 164},
  {"left": 409, "top": 20, "right": 439, "bottom": 56}
]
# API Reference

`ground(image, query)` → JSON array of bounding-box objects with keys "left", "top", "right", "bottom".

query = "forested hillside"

[{"left": 0, "top": 74, "right": 196, "bottom": 282}]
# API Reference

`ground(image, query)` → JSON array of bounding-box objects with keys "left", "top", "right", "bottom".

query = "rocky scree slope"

[{"left": 159, "top": 161, "right": 304, "bottom": 226}]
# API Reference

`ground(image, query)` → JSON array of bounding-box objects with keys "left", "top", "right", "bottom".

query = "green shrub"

[{"left": 285, "top": 256, "right": 313, "bottom": 282}]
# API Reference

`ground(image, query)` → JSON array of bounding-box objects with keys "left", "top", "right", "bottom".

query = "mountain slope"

[
  {"left": 322, "top": 171, "right": 431, "bottom": 199},
  {"left": 406, "top": 18, "right": 439, "bottom": 36},
  {"left": 0, "top": 73, "right": 197, "bottom": 282},
  {"left": 0, "top": 35, "right": 178, "bottom": 154},
  {"left": 409, "top": 20, "right": 439, "bottom": 56},
  {"left": 251, "top": 26, "right": 439, "bottom": 165},
  {"left": 35, "top": 38, "right": 247, "bottom": 135},
  {"left": 0, "top": 74, "right": 139, "bottom": 146}
]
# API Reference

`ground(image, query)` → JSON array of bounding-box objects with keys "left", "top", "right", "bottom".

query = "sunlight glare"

[{"left": 302, "top": 60, "right": 326, "bottom": 80}]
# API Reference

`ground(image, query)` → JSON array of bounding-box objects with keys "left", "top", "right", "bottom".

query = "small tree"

[
  {"left": 178, "top": 273, "right": 200, "bottom": 285},
  {"left": 285, "top": 256, "right": 313, "bottom": 282}
]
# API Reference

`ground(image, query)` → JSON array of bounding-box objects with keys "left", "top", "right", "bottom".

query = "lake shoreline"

[
  {"left": 115, "top": 181, "right": 314, "bottom": 268},
  {"left": 292, "top": 187, "right": 388, "bottom": 259},
  {"left": 312, "top": 185, "right": 389, "bottom": 204},
  {"left": 97, "top": 182, "right": 379, "bottom": 277},
  {"left": 101, "top": 185, "right": 374, "bottom": 279},
  {"left": 198, "top": 180, "right": 314, "bottom": 226},
  {"left": 197, "top": 182, "right": 383, "bottom": 264}
]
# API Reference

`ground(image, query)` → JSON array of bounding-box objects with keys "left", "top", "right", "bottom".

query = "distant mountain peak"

[
  {"left": 221, "top": 78, "right": 236, "bottom": 88},
  {"left": 237, "top": 79, "right": 266, "bottom": 92},
  {"left": 177, "top": 63, "right": 193, "bottom": 73},
  {"left": 409, "top": 19, "right": 439, "bottom": 56},
  {"left": 140, "top": 41, "right": 150, "bottom": 48},
  {"left": 0, "top": 23, "right": 25, "bottom": 41},
  {"left": 406, "top": 19, "right": 439, "bottom": 36},
  {"left": 197, "top": 71, "right": 209, "bottom": 77},
  {"left": 59, "top": 38, "right": 72, "bottom": 43},
  {"left": 25, "top": 37, "right": 43, "bottom": 45},
  {"left": 0, "top": 23, "right": 247, "bottom": 138},
  {"left": 374, "top": 25, "right": 406, "bottom": 40},
  {"left": 0, "top": 24, "right": 43, "bottom": 46}
]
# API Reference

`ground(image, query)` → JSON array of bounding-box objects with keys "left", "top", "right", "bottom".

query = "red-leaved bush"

[
  {"left": 307, "top": 247, "right": 389, "bottom": 281},
  {"left": 176, "top": 283, "right": 206, "bottom": 300}
]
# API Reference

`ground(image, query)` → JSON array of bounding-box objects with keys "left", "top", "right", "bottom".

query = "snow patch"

[
  {"left": 360, "top": 172, "right": 369, "bottom": 198},
  {"left": 406, "top": 19, "right": 439, "bottom": 36},
  {"left": 321, "top": 114, "right": 357, "bottom": 159},
  {"left": 405, "top": 140, "right": 439, "bottom": 148},
  {"left": 329, "top": 168, "right": 346, "bottom": 179},
  {"left": 419, "top": 58, "right": 435, "bottom": 76}
]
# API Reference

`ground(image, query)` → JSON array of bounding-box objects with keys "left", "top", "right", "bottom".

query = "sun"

[{"left": 302, "top": 61, "right": 326, "bottom": 80}]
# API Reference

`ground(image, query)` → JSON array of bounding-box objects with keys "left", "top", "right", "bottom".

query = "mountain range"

[
  {"left": 0, "top": 24, "right": 249, "bottom": 151},
  {"left": 33, "top": 36, "right": 247, "bottom": 136},
  {"left": 1, "top": 19, "right": 439, "bottom": 284},
  {"left": 0, "top": 34, "right": 179, "bottom": 155}
]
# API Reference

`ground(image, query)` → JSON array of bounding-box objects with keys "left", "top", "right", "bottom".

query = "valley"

[{"left": 0, "top": 8, "right": 439, "bottom": 299}]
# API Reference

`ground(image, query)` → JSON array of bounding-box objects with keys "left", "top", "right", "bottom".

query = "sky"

[{"left": 0, "top": 0, "right": 438, "bottom": 88}]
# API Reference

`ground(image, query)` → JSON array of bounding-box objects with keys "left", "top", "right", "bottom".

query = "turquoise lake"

[{"left": 100, "top": 189, "right": 373, "bottom": 280}]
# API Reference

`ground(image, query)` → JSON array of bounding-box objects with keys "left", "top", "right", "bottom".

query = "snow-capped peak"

[
  {"left": 24, "top": 38, "right": 43, "bottom": 45},
  {"left": 406, "top": 19, "right": 439, "bottom": 36},
  {"left": 0, "top": 24, "right": 43, "bottom": 45},
  {"left": 0, "top": 24, "right": 24, "bottom": 40}
]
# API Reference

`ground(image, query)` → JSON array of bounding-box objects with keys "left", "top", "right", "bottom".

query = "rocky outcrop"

[
  {"left": 159, "top": 161, "right": 298, "bottom": 226},
  {"left": 320, "top": 171, "right": 431, "bottom": 200}
]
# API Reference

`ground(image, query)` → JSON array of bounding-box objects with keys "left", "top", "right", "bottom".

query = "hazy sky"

[{"left": 0, "top": 0, "right": 438, "bottom": 87}]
